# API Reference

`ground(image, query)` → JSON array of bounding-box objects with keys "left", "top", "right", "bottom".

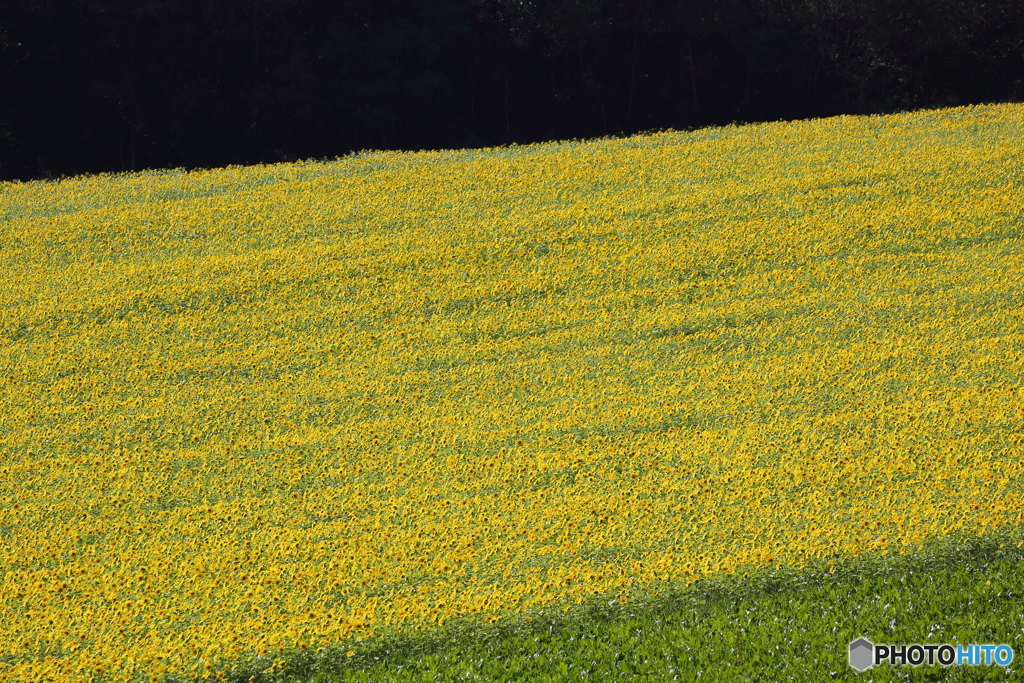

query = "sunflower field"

[{"left": 1, "top": 103, "right": 1023, "bottom": 682}]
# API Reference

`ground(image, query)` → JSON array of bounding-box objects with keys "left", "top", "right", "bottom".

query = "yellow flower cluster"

[{"left": 1, "top": 103, "right": 1023, "bottom": 682}]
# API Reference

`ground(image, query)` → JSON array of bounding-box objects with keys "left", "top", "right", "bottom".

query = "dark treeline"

[{"left": 1, "top": 0, "right": 1022, "bottom": 182}]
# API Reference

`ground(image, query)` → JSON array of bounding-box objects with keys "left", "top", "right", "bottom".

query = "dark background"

[{"left": 1, "top": 0, "right": 1022, "bottom": 182}]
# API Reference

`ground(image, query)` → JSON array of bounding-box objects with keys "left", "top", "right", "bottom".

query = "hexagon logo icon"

[{"left": 849, "top": 638, "right": 874, "bottom": 671}]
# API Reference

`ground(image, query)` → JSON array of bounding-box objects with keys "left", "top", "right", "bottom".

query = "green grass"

[{"left": 170, "top": 529, "right": 1024, "bottom": 683}]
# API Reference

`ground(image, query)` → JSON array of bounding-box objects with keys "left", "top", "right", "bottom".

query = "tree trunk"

[
  {"left": 504, "top": 77, "right": 510, "bottom": 137},
  {"left": 686, "top": 30, "right": 699, "bottom": 117},
  {"left": 626, "top": 27, "right": 638, "bottom": 129}
]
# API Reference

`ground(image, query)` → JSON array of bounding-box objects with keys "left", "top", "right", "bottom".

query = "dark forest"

[{"left": 1, "top": 0, "right": 1022, "bottom": 182}]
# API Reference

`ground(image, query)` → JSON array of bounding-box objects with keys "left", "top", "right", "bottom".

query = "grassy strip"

[{"left": 172, "top": 527, "right": 1024, "bottom": 683}]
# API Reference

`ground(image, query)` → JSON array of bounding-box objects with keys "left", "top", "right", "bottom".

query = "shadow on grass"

[{"left": 164, "top": 526, "right": 1024, "bottom": 682}]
